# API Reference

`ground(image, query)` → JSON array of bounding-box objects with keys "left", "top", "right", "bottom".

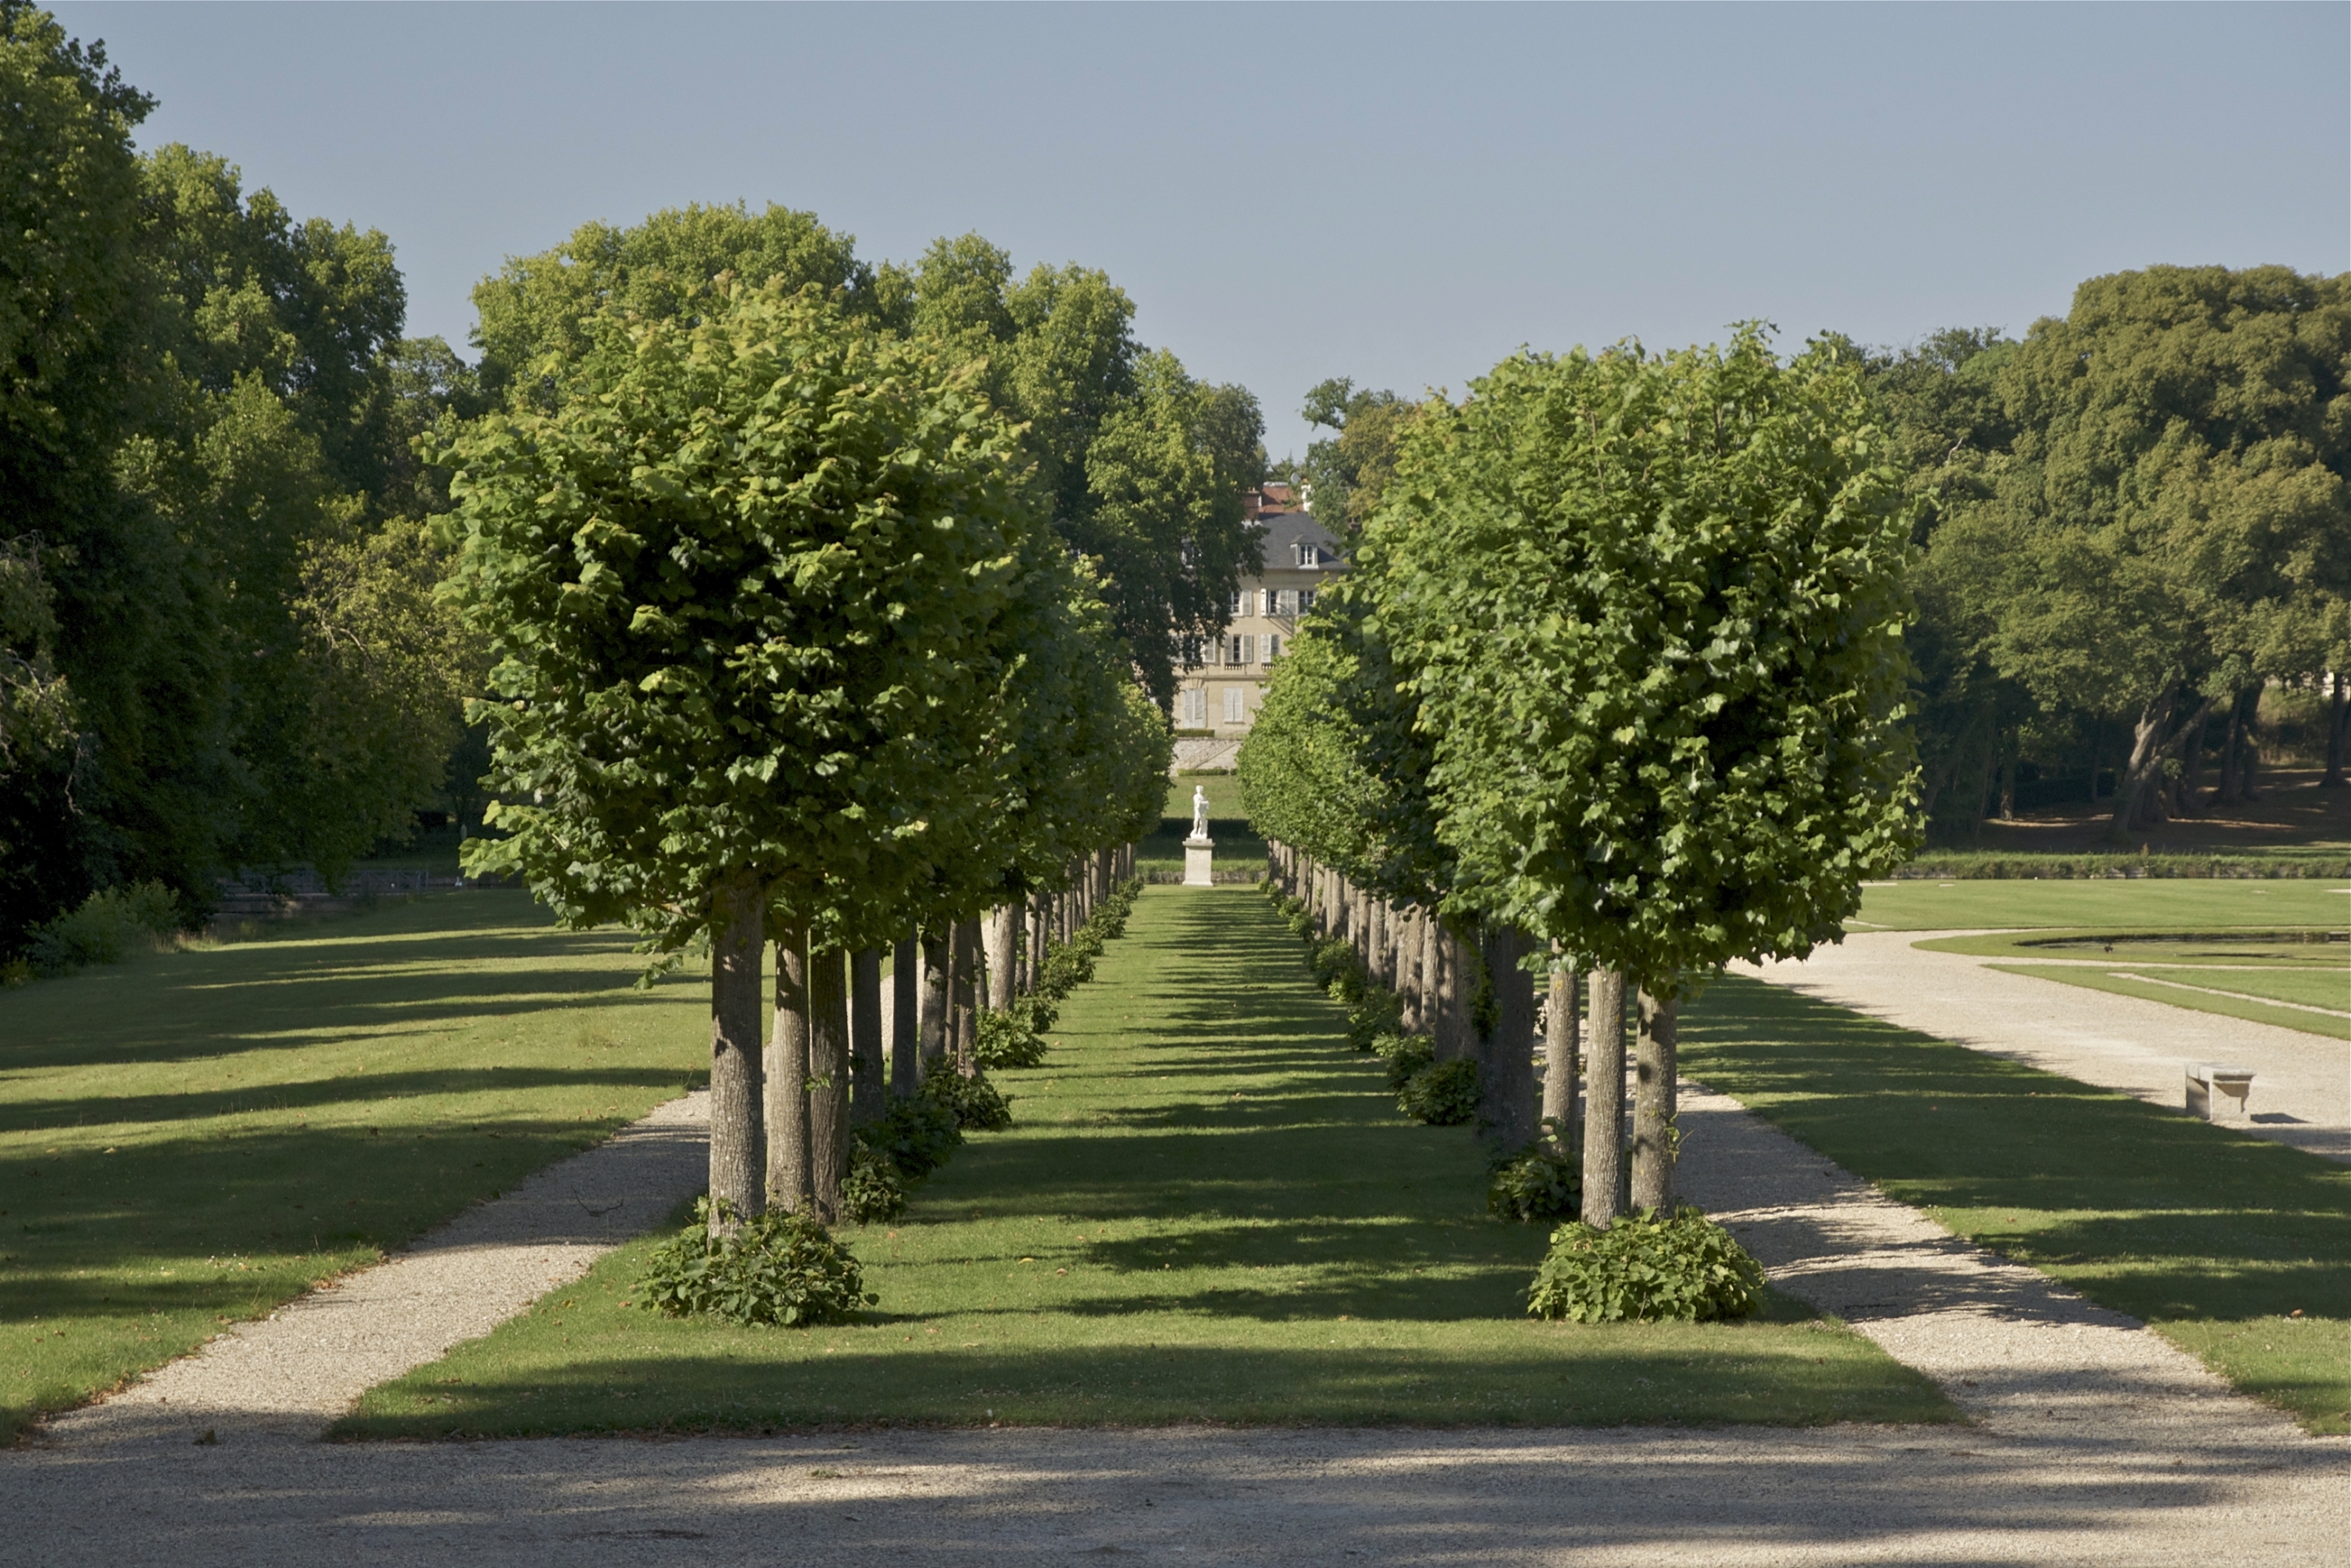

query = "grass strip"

[
  {"left": 1680, "top": 976, "right": 2351, "bottom": 1434},
  {"left": 337, "top": 887, "right": 1951, "bottom": 1437},
  {"left": 1980, "top": 965, "right": 2347, "bottom": 1040},
  {"left": 0, "top": 892, "right": 707, "bottom": 1442},
  {"left": 1913, "top": 929, "right": 2345, "bottom": 968},
  {"left": 1853, "top": 880, "right": 2351, "bottom": 932}
]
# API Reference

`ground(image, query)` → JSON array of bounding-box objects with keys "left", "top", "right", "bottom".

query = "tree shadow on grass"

[{"left": 1682, "top": 974, "right": 2351, "bottom": 1326}]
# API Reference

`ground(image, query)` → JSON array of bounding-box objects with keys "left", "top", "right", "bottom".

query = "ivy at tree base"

[
  {"left": 1527, "top": 1207, "right": 1766, "bottom": 1324},
  {"left": 636, "top": 1198, "right": 875, "bottom": 1327}
]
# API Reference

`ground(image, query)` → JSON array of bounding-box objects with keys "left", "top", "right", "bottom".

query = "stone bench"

[{"left": 2185, "top": 1063, "right": 2255, "bottom": 1122}]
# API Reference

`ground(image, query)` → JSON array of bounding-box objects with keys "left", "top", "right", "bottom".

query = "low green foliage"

[
  {"left": 1527, "top": 1209, "right": 1766, "bottom": 1324},
  {"left": 1373, "top": 1030, "right": 1434, "bottom": 1093},
  {"left": 924, "top": 1068, "right": 1013, "bottom": 1132},
  {"left": 636, "top": 1198, "right": 875, "bottom": 1327},
  {"left": 1488, "top": 1127, "right": 1582, "bottom": 1224},
  {"left": 1398, "top": 1058, "right": 1479, "bottom": 1126},
  {"left": 16, "top": 882, "right": 183, "bottom": 980},
  {"left": 974, "top": 1008, "right": 1050, "bottom": 1069},
  {"left": 857, "top": 1089, "right": 963, "bottom": 1181},
  {"left": 1900, "top": 851, "right": 2351, "bottom": 881},
  {"left": 841, "top": 1143, "right": 909, "bottom": 1225},
  {"left": 1344, "top": 987, "right": 1402, "bottom": 1051}
]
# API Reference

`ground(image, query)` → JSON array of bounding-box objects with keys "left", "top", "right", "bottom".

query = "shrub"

[
  {"left": 923, "top": 1066, "right": 1012, "bottom": 1130},
  {"left": 636, "top": 1197, "right": 876, "bottom": 1326},
  {"left": 1309, "top": 936, "right": 1359, "bottom": 996},
  {"left": 1012, "top": 993, "right": 1059, "bottom": 1036},
  {"left": 1345, "top": 988, "right": 1402, "bottom": 1051},
  {"left": 1398, "top": 1058, "right": 1478, "bottom": 1126},
  {"left": 1526, "top": 1207, "right": 1766, "bottom": 1323},
  {"left": 1372, "top": 1030, "right": 1434, "bottom": 1093},
  {"left": 24, "top": 882, "right": 183, "bottom": 977},
  {"left": 1488, "top": 1126, "right": 1581, "bottom": 1224},
  {"left": 841, "top": 1143, "right": 908, "bottom": 1224},
  {"left": 859, "top": 1088, "right": 962, "bottom": 1179},
  {"left": 975, "top": 1007, "right": 1048, "bottom": 1069}
]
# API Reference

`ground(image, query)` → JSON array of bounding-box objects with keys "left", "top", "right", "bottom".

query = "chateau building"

[{"left": 1176, "top": 494, "right": 1345, "bottom": 739}]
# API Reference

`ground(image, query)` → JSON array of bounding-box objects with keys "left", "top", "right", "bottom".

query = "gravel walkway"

[
  {"left": 9, "top": 1065, "right": 2342, "bottom": 1563},
  {"left": 37, "top": 1091, "right": 709, "bottom": 1446},
  {"left": 1735, "top": 931, "right": 2351, "bottom": 1162}
]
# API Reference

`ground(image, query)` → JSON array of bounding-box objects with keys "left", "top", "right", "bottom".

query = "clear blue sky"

[{"left": 57, "top": 1, "right": 2349, "bottom": 462}]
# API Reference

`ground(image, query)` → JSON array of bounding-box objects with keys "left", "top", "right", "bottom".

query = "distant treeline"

[{"left": 1288, "top": 269, "right": 2351, "bottom": 842}]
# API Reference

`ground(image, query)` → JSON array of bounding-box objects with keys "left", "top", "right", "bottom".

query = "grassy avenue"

[{"left": 3, "top": 860, "right": 2344, "bottom": 1441}]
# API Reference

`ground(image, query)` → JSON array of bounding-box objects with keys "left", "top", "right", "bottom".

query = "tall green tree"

[
  {"left": 1297, "top": 377, "right": 1419, "bottom": 535},
  {"left": 1365, "top": 328, "right": 1921, "bottom": 1211},
  {"left": 1922, "top": 267, "right": 2351, "bottom": 833},
  {"left": 440, "top": 280, "right": 1043, "bottom": 1221}
]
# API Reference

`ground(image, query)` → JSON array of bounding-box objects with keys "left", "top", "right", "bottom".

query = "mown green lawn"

[
  {"left": 1982, "top": 964, "right": 2346, "bottom": 1039},
  {"left": 338, "top": 886, "right": 1951, "bottom": 1437},
  {"left": 1853, "top": 878, "right": 2351, "bottom": 931},
  {"left": 0, "top": 893, "right": 707, "bottom": 1442},
  {"left": 1681, "top": 976, "right": 2351, "bottom": 1434}
]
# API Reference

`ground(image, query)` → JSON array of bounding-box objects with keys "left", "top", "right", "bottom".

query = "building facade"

[{"left": 1176, "top": 501, "right": 1345, "bottom": 740}]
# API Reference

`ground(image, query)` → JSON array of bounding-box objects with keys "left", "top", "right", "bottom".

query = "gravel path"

[
  {"left": 1735, "top": 930, "right": 2351, "bottom": 1162},
  {"left": 10, "top": 1066, "right": 2343, "bottom": 1562},
  {"left": 37, "top": 1091, "right": 709, "bottom": 1446}
]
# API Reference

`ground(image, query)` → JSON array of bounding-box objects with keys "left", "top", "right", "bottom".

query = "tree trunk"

[
  {"left": 1476, "top": 922, "right": 1537, "bottom": 1153},
  {"left": 951, "top": 917, "right": 980, "bottom": 1073},
  {"left": 1629, "top": 987, "right": 1679, "bottom": 1215},
  {"left": 2113, "top": 691, "right": 2216, "bottom": 837},
  {"left": 807, "top": 946, "right": 849, "bottom": 1224},
  {"left": 1418, "top": 908, "right": 1442, "bottom": 1040},
  {"left": 1996, "top": 735, "right": 2017, "bottom": 821},
  {"left": 764, "top": 931, "right": 809, "bottom": 1215},
  {"left": 2236, "top": 685, "right": 2263, "bottom": 802},
  {"left": 1580, "top": 968, "right": 1626, "bottom": 1228},
  {"left": 1542, "top": 953, "right": 1580, "bottom": 1151},
  {"left": 891, "top": 934, "right": 920, "bottom": 1098},
  {"left": 918, "top": 926, "right": 951, "bottom": 1074},
  {"left": 850, "top": 948, "right": 884, "bottom": 1126},
  {"left": 2323, "top": 671, "right": 2349, "bottom": 788},
  {"left": 2173, "top": 704, "right": 2211, "bottom": 816},
  {"left": 1368, "top": 896, "right": 1389, "bottom": 988},
  {"left": 984, "top": 904, "right": 1017, "bottom": 1012},
  {"left": 1431, "top": 919, "right": 1473, "bottom": 1062},
  {"left": 1395, "top": 906, "right": 1422, "bottom": 1031},
  {"left": 706, "top": 878, "right": 767, "bottom": 1231}
]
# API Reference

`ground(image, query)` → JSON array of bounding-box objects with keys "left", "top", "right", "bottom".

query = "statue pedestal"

[{"left": 1182, "top": 834, "right": 1215, "bottom": 887}]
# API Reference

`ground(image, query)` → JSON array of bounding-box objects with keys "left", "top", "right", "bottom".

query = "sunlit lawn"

[
  {"left": 1852, "top": 878, "right": 2351, "bottom": 931},
  {"left": 1681, "top": 976, "right": 2351, "bottom": 1434},
  {"left": 0, "top": 893, "right": 707, "bottom": 1441},
  {"left": 339, "top": 886, "right": 1950, "bottom": 1437}
]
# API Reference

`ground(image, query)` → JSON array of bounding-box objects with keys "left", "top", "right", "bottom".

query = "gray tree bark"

[
  {"left": 1416, "top": 908, "right": 1442, "bottom": 1039},
  {"left": 918, "top": 926, "right": 951, "bottom": 1076},
  {"left": 850, "top": 948, "right": 884, "bottom": 1126},
  {"left": 1580, "top": 968, "right": 1626, "bottom": 1228},
  {"left": 706, "top": 878, "right": 767, "bottom": 1230},
  {"left": 1477, "top": 922, "right": 1537, "bottom": 1152},
  {"left": 1431, "top": 920, "right": 1476, "bottom": 1063},
  {"left": 1629, "top": 987, "right": 1680, "bottom": 1215},
  {"left": 808, "top": 945, "right": 850, "bottom": 1224},
  {"left": 765, "top": 932, "right": 810, "bottom": 1215},
  {"left": 984, "top": 904, "right": 1017, "bottom": 1011},
  {"left": 1542, "top": 953, "right": 1580, "bottom": 1150},
  {"left": 891, "top": 935, "right": 919, "bottom": 1098},
  {"left": 951, "top": 917, "right": 980, "bottom": 1073}
]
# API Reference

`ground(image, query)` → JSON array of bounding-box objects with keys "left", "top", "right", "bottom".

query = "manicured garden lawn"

[
  {"left": 0, "top": 892, "right": 708, "bottom": 1441},
  {"left": 1982, "top": 965, "right": 2346, "bottom": 1039},
  {"left": 1680, "top": 976, "right": 2351, "bottom": 1434},
  {"left": 1853, "top": 878, "right": 2351, "bottom": 931},
  {"left": 337, "top": 886, "right": 1952, "bottom": 1437}
]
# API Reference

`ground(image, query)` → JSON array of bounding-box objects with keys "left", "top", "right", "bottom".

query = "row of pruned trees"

[
  {"left": 441, "top": 281, "right": 1170, "bottom": 1228},
  {"left": 1239, "top": 327, "right": 1920, "bottom": 1224}
]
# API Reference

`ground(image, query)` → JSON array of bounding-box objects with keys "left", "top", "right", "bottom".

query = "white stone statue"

[{"left": 1190, "top": 785, "right": 1211, "bottom": 840}]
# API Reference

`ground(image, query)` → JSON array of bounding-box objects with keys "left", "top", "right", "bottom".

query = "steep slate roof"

[{"left": 1251, "top": 509, "right": 1345, "bottom": 571}]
